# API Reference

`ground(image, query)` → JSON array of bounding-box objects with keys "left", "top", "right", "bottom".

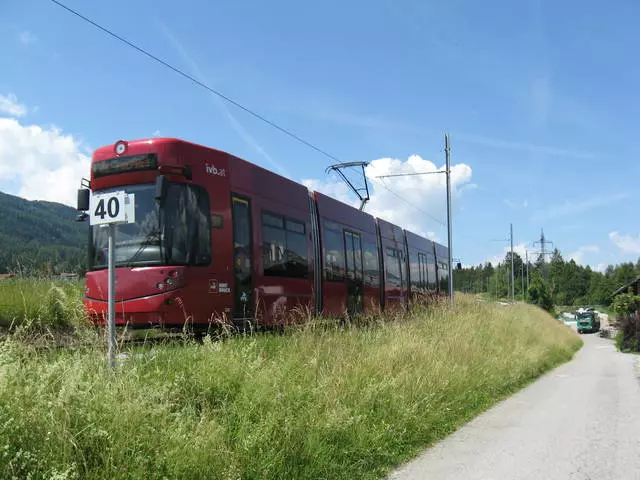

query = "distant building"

[
  {"left": 612, "top": 276, "right": 640, "bottom": 297},
  {"left": 0, "top": 273, "right": 17, "bottom": 280}
]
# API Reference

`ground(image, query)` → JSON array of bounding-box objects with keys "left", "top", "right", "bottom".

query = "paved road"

[{"left": 389, "top": 329, "right": 640, "bottom": 480}]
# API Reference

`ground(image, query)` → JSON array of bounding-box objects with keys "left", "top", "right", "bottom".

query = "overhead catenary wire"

[
  {"left": 49, "top": 1, "right": 469, "bottom": 242},
  {"left": 50, "top": 0, "right": 511, "bottom": 269},
  {"left": 49, "top": 0, "right": 342, "bottom": 165},
  {"left": 370, "top": 178, "right": 447, "bottom": 228},
  {"left": 372, "top": 178, "right": 517, "bottom": 257}
]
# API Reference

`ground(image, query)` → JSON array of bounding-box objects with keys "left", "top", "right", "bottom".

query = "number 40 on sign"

[{"left": 89, "top": 191, "right": 136, "bottom": 226}]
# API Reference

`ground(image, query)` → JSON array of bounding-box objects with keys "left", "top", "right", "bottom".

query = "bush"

[
  {"left": 614, "top": 313, "right": 640, "bottom": 352},
  {"left": 612, "top": 292, "right": 640, "bottom": 352},
  {"left": 612, "top": 292, "right": 640, "bottom": 316}
]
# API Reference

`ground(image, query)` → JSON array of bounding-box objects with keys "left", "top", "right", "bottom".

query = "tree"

[
  {"left": 562, "top": 260, "right": 588, "bottom": 305},
  {"left": 484, "top": 262, "right": 494, "bottom": 278},
  {"left": 455, "top": 247, "right": 639, "bottom": 307},
  {"left": 528, "top": 276, "right": 554, "bottom": 312},
  {"left": 614, "top": 262, "right": 637, "bottom": 287}
]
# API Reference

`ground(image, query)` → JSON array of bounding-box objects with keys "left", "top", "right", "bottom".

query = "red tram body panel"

[
  {"left": 227, "top": 153, "right": 314, "bottom": 325},
  {"left": 82, "top": 137, "right": 449, "bottom": 328},
  {"left": 313, "top": 192, "right": 380, "bottom": 316},
  {"left": 377, "top": 218, "right": 409, "bottom": 311},
  {"left": 404, "top": 230, "right": 439, "bottom": 301}
]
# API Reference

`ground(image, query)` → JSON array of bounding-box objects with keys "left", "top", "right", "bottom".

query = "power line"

[
  {"left": 49, "top": 0, "right": 515, "bottom": 270},
  {"left": 377, "top": 171, "right": 445, "bottom": 178},
  {"left": 370, "top": 178, "right": 447, "bottom": 228},
  {"left": 370, "top": 178, "right": 496, "bottom": 252},
  {"left": 49, "top": 0, "right": 342, "bottom": 164},
  {"left": 371, "top": 177, "right": 498, "bottom": 255}
]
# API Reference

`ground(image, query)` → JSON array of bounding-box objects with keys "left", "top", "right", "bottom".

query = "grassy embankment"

[
  {"left": 0, "top": 278, "right": 85, "bottom": 330},
  {"left": 0, "top": 285, "right": 581, "bottom": 479}
]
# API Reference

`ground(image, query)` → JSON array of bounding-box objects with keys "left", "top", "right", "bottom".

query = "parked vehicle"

[{"left": 576, "top": 310, "right": 600, "bottom": 334}]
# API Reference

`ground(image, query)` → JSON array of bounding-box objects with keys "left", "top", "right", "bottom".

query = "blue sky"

[{"left": 2, "top": 0, "right": 640, "bottom": 269}]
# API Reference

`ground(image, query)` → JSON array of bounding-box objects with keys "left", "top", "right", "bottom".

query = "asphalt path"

[{"left": 389, "top": 325, "right": 640, "bottom": 480}]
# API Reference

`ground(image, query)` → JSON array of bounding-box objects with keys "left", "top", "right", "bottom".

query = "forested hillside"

[
  {"left": 455, "top": 249, "right": 637, "bottom": 306},
  {"left": 0, "top": 191, "right": 87, "bottom": 274}
]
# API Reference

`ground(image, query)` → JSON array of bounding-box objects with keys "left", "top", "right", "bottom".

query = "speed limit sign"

[{"left": 89, "top": 191, "right": 135, "bottom": 225}]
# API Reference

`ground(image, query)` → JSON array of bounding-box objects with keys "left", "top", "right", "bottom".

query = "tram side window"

[
  {"left": 262, "top": 213, "right": 309, "bottom": 278},
  {"left": 363, "top": 241, "right": 380, "bottom": 287},
  {"left": 164, "top": 183, "right": 211, "bottom": 266},
  {"left": 386, "top": 247, "right": 402, "bottom": 288},
  {"left": 285, "top": 219, "right": 308, "bottom": 278},
  {"left": 438, "top": 261, "right": 449, "bottom": 292},
  {"left": 426, "top": 253, "right": 437, "bottom": 290},
  {"left": 323, "top": 221, "right": 345, "bottom": 281},
  {"left": 418, "top": 253, "right": 427, "bottom": 292},
  {"left": 399, "top": 248, "right": 406, "bottom": 288},
  {"left": 410, "top": 251, "right": 420, "bottom": 291},
  {"left": 262, "top": 214, "right": 286, "bottom": 276}
]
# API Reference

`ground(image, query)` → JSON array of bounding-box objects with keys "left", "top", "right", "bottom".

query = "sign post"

[
  {"left": 89, "top": 190, "right": 135, "bottom": 369},
  {"left": 107, "top": 223, "right": 116, "bottom": 368}
]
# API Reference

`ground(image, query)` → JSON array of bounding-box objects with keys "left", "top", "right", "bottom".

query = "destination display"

[{"left": 92, "top": 153, "right": 157, "bottom": 178}]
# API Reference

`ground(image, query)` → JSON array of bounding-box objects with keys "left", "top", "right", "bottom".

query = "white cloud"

[
  {"left": 487, "top": 242, "right": 530, "bottom": 267},
  {"left": 609, "top": 231, "right": 640, "bottom": 254},
  {"left": 19, "top": 30, "right": 37, "bottom": 45},
  {"left": 567, "top": 245, "right": 600, "bottom": 264},
  {"left": 0, "top": 93, "right": 27, "bottom": 117},
  {"left": 152, "top": 130, "right": 161, "bottom": 137},
  {"left": 0, "top": 117, "right": 89, "bottom": 206},
  {"left": 568, "top": 252, "right": 585, "bottom": 264},
  {"left": 303, "top": 154, "right": 473, "bottom": 239},
  {"left": 593, "top": 263, "right": 607, "bottom": 273}
]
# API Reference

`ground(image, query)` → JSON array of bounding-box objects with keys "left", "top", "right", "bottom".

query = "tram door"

[
  {"left": 344, "top": 230, "right": 364, "bottom": 315},
  {"left": 231, "top": 196, "right": 253, "bottom": 319}
]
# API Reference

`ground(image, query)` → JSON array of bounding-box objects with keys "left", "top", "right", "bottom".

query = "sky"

[{"left": 2, "top": 0, "right": 640, "bottom": 270}]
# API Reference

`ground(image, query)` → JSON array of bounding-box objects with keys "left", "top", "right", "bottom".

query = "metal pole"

[
  {"left": 521, "top": 260, "right": 524, "bottom": 301},
  {"left": 510, "top": 223, "right": 515, "bottom": 302},
  {"left": 445, "top": 134, "right": 453, "bottom": 305},
  {"left": 107, "top": 223, "right": 116, "bottom": 369},
  {"left": 526, "top": 249, "right": 530, "bottom": 300}
]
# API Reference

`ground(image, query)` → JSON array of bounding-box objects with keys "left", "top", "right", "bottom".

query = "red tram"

[{"left": 79, "top": 138, "right": 449, "bottom": 328}]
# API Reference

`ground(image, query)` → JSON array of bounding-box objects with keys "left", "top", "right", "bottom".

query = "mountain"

[{"left": 0, "top": 191, "right": 88, "bottom": 274}]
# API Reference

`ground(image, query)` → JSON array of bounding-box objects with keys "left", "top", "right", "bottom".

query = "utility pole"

[
  {"left": 525, "top": 249, "right": 530, "bottom": 300},
  {"left": 445, "top": 134, "right": 454, "bottom": 306},
  {"left": 521, "top": 260, "right": 524, "bottom": 301},
  {"left": 374, "top": 133, "right": 454, "bottom": 306},
  {"left": 510, "top": 223, "right": 515, "bottom": 302}
]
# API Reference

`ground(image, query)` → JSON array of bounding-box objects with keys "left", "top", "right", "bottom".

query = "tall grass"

[
  {"left": 0, "top": 297, "right": 581, "bottom": 479},
  {"left": 0, "top": 278, "right": 85, "bottom": 329}
]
